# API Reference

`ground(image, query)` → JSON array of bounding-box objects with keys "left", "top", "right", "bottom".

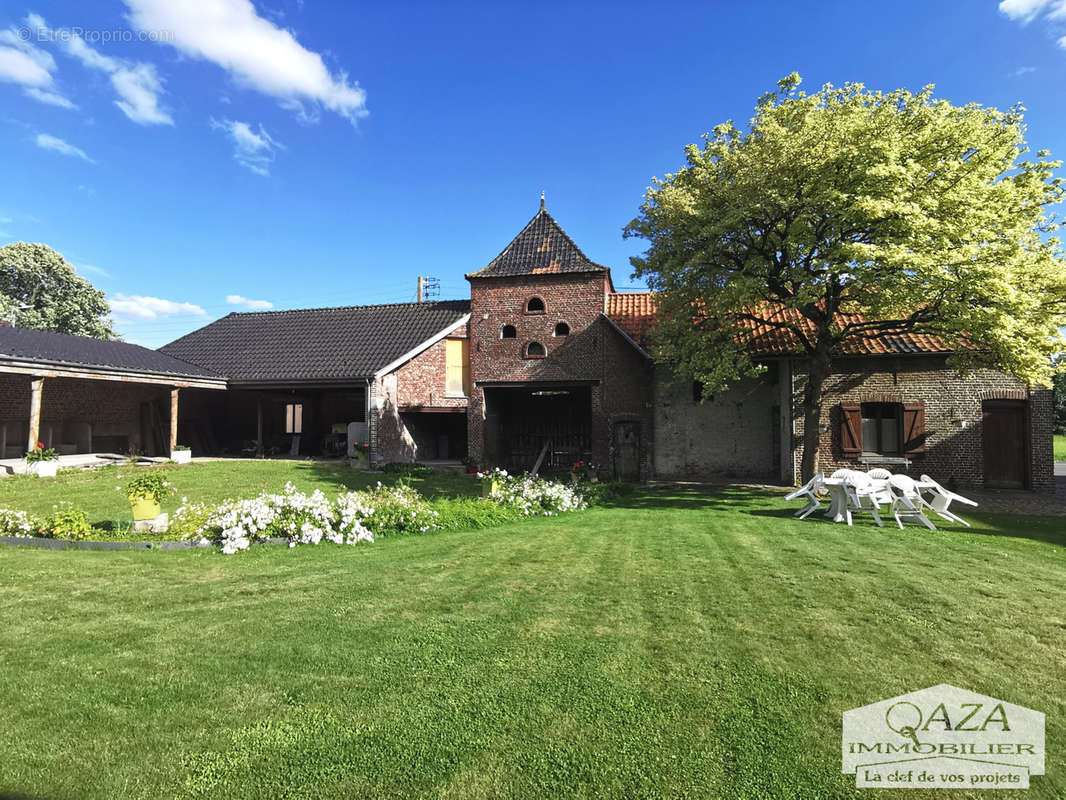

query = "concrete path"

[{"left": 0, "top": 452, "right": 167, "bottom": 476}]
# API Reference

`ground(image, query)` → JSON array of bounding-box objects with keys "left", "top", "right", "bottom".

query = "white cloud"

[
  {"left": 124, "top": 0, "right": 368, "bottom": 123},
  {"left": 999, "top": 0, "right": 1066, "bottom": 22},
  {"left": 24, "top": 86, "right": 77, "bottom": 108},
  {"left": 31, "top": 15, "right": 172, "bottom": 125},
  {"left": 1010, "top": 65, "right": 1038, "bottom": 75},
  {"left": 211, "top": 118, "right": 283, "bottom": 175},
  {"left": 226, "top": 294, "right": 273, "bottom": 310},
  {"left": 109, "top": 294, "right": 206, "bottom": 320},
  {"left": 35, "top": 133, "right": 94, "bottom": 162},
  {"left": 0, "top": 25, "right": 75, "bottom": 109}
]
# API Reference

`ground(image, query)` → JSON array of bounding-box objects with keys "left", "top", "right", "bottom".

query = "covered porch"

[
  {"left": 177, "top": 382, "right": 368, "bottom": 458},
  {"left": 0, "top": 368, "right": 225, "bottom": 464},
  {"left": 482, "top": 383, "right": 593, "bottom": 473}
]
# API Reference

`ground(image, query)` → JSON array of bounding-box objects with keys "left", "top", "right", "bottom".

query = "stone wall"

[{"left": 653, "top": 370, "right": 779, "bottom": 479}]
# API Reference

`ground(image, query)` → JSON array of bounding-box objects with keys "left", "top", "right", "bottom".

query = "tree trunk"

[{"left": 799, "top": 346, "right": 832, "bottom": 482}]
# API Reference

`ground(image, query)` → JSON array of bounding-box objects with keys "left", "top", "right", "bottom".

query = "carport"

[{"left": 0, "top": 326, "right": 226, "bottom": 465}]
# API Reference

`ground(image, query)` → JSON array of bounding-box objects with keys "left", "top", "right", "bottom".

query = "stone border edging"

[{"left": 0, "top": 535, "right": 290, "bottom": 551}]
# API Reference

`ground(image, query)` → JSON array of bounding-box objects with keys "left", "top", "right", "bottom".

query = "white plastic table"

[{"left": 821, "top": 477, "right": 935, "bottom": 523}]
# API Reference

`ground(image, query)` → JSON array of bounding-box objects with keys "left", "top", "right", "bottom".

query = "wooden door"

[
  {"left": 982, "top": 400, "right": 1027, "bottom": 489},
  {"left": 613, "top": 421, "right": 641, "bottom": 482}
]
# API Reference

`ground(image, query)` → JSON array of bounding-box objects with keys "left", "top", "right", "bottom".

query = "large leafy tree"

[
  {"left": 0, "top": 242, "right": 114, "bottom": 338},
  {"left": 625, "top": 74, "right": 1066, "bottom": 480}
]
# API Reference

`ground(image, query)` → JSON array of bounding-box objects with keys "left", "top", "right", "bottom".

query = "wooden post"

[
  {"left": 169, "top": 388, "right": 179, "bottom": 453},
  {"left": 27, "top": 377, "right": 44, "bottom": 454},
  {"left": 256, "top": 396, "right": 264, "bottom": 457}
]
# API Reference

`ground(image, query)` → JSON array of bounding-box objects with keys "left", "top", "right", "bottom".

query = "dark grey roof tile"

[
  {"left": 160, "top": 300, "right": 470, "bottom": 382},
  {"left": 0, "top": 326, "right": 221, "bottom": 379}
]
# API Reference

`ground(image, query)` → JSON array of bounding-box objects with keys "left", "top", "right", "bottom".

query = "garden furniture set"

[{"left": 785, "top": 469, "right": 977, "bottom": 530}]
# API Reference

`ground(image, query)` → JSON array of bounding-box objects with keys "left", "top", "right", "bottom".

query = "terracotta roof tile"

[{"left": 606, "top": 293, "right": 960, "bottom": 357}]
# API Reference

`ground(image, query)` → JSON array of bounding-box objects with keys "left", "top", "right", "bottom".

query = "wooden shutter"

[
  {"left": 840, "top": 403, "right": 862, "bottom": 456},
  {"left": 903, "top": 401, "right": 925, "bottom": 455}
]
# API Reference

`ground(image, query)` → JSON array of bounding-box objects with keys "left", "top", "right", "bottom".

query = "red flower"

[{"left": 36, "top": 441, "right": 44, "bottom": 449}]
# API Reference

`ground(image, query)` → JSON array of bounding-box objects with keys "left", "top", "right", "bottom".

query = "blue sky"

[{"left": 2, "top": 0, "right": 1065, "bottom": 348}]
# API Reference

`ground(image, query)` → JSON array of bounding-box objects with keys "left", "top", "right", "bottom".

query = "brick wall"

[
  {"left": 790, "top": 356, "right": 1055, "bottom": 491},
  {"left": 371, "top": 331, "right": 470, "bottom": 462},
  {"left": 466, "top": 272, "right": 653, "bottom": 477},
  {"left": 0, "top": 372, "right": 170, "bottom": 456}
]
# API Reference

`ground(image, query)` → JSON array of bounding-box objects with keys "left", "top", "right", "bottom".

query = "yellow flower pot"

[
  {"left": 482, "top": 479, "right": 500, "bottom": 497},
  {"left": 130, "top": 496, "right": 162, "bottom": 521}
]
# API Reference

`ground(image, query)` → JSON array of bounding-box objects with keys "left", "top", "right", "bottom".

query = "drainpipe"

[{"left": 365, "top": 378, "right": 373, "bottom": 463}]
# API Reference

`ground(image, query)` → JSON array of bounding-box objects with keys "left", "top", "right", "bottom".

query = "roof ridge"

[{"left": 220, "top": 298, "right": 470, "bottom": 317}]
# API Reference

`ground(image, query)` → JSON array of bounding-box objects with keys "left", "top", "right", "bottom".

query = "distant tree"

[
  {"left": 0, "top": 242, "right": 114, "bottom": 338},
  {"left": 625, "top": 74, "right": 1066, "bottom": 479}
]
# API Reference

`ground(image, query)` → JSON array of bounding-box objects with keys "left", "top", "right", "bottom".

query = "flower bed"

[
  {"left": 477, "top": 468, "right": 589, "bottom": 516},
  {"left": 0, "top": 469, "right": 596, "bottom": 555}
]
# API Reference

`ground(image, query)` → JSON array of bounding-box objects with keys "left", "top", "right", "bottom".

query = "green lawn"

[
  {"left": 1055, "top": 434, "right": 1066, "bottom": 462},
  {"left": 0, "top": 471, "right": 1064, "bottom": 798}
]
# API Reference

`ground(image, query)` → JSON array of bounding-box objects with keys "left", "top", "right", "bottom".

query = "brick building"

[{"left": 2, "top": 204, "right": 1052, "bottom": 490}]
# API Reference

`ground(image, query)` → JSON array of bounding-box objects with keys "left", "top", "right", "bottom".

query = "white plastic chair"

[
  {"left": 785, "top": 472, "right": 824, "bottom": 519},
  {"left": 864, "top": 469, "right": 895, "bottom": 505},
  {"left": 843, "top": 472, "right": 884, "bottom": 527},
  {"left": 919, "top": 475, "right": 978, "bottom": 527},
  {"left": 888, "top": 474, "right": 936, "bottom": 530}
]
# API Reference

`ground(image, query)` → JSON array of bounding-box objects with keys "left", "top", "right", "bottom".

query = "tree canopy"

[
  {"left": 0, "top": 242, "right": 114, "bottom": 339},
  {"left": 625, "top": 74, "right": 1066, "bottom": 477}
]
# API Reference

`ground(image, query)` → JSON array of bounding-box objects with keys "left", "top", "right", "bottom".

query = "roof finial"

[{"left": 540, "top": 190, "right": 545, "bottom": 211}]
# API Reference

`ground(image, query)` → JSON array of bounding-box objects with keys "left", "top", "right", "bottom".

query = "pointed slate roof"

[{"left": 466, "top": 207, "right": 609, "bottom": 279}]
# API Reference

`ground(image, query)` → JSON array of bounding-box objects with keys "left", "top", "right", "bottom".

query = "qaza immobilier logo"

[{"left": 842, "top": 684, "right": 1044, "bottom": 789}]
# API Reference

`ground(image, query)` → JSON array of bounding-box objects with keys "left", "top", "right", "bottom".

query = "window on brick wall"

[
  {"left": 446, "top": 338, "right": 470, "bottom": 396},
  {"left": 501, "top": 324, "right": 516, "bottom": 339},
  {"left": 554, "top": 321, "right": 570, "bottom": 337},
  {"left": 525, "top": 341, "right": 546, "bottom": 358},
  {"left": 285, "top": 403, "right": 303, "bottom": 434},
  {"left": 861, "top": 403, "right": 902, "bottom": 455},
  {"left": 526, "top": 297, "right": 545, "bottom": 314},
  {"left": 841, "top": 401, "right": 925, "bottom": 458}
]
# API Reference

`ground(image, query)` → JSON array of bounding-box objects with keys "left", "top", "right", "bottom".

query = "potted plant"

[
  {"left": 124, "top": 472, "right": 175, "bottom": 522},
  {"left": 462, "top": 456, "right": 479, "bottom": 475},
  {"left": 570, "top": 460, "right": 598, "bottom": 484},
  {"left": 477, "top": 467, "right": 506, "bottom": 497},
  {"left": 24, "top": 441, "right": 58, "bottom": 477},
  {"left": 171, "top": 444, "right": 192, "bottom": 464},
  {"left": 351, "top": 440, "right": 370, "bottom": 469}
]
